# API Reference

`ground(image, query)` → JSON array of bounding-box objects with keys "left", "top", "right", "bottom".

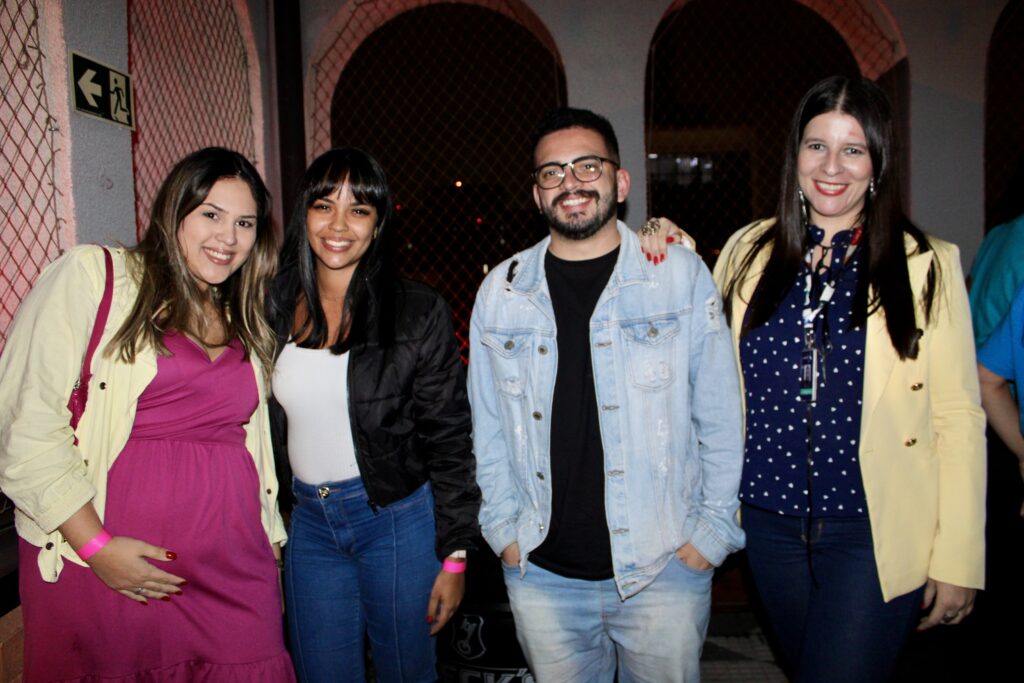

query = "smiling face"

[
  {"left": 797, "top": 111, "right": 874, "bottom": 235},
  {"left": 532, "top": 127, "right": 629, "bottom": 241},
  {"left": 306, "top": 180, "right": 378, "bottom": 277},
  {"left": 177, "top": 176, "right": 258, "bottom": 290}
]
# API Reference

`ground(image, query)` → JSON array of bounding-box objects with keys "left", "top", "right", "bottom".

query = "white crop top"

[{"left": 273, "top": 343, "right": 359, "bottom": 484}]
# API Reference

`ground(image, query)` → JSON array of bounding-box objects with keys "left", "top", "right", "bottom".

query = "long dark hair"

[
  {"left": 269, "top": 147, "right": 395, "bottom": 354},
  {"left": 722, "top": 75, "right": 937, "bottom": 359},
  {"left": 109, "top": 147, "right": 277, "bottom": 374}
]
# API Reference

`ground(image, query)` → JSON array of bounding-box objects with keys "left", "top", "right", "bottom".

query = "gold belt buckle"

[{"left": 317, "top": 486, "right": 330, "bottom": 499}]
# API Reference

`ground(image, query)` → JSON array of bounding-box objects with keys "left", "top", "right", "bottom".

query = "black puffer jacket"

[{"left": 269, "top": 280, "right": 480, "bottom": 560}]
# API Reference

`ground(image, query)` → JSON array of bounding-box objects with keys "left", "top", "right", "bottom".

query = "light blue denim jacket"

[{"left": 469, "top": 222, "right": 745, "bottom": 599}]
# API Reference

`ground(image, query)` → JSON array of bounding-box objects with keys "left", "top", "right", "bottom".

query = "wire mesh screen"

[
  {"left": 316, "top": 0, "right": 566, "bottom": 358},
  {"left": 128, "top": 0, "right": 260, "bottom": 236},
  {"left": 985, "top": 0, "right": 1024, "bottom": 231},
  {"left": 0, "top": 0, "right": 65, "bottom": 350},
  {"left": 646, "top": 0, "right": 907, "bottom": 266}
]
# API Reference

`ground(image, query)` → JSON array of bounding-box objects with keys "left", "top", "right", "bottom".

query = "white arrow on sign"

[{"left": 77, "top": 69, "right": 101, "bottom": 108}]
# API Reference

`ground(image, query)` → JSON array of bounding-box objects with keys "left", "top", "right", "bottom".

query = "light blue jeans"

[
  {"left": 285, "top": 477, "right": 439, "bottom": 683},
  {"left": 502, "top": 558, "right": 712, "bottom": 682}
]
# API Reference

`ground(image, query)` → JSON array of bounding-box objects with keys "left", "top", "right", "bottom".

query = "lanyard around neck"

[
  {"left": 801, "top": 227, "right": 862, "bottom": 330},
  {"left": 798, "top": 227, "right": 862, "bottom": 403}
]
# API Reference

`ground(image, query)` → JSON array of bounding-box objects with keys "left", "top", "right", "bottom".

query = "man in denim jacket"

[{"left": 469, "top": 108, "right": 744, "bottom": 681}]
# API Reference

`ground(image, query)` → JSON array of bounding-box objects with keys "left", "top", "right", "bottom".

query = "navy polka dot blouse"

[{"left": 739, "top": 227, "right": 868, "bottom": 517}]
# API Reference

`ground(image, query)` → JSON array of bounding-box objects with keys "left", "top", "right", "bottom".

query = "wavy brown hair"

[{"left": 108, "top": 147, "right": 277, "bottom": 375}]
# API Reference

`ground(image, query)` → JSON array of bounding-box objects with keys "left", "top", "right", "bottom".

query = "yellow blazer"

[
  {"left": 713, "top": 219, "right": 986, "bottom": 601},
  {"left": 0, "top": 246, "right": 286, "bottom": 581}
]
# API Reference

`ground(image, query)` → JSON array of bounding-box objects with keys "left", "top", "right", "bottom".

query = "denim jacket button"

[
  {"left": 910, "top": 382, "right": 924, "bottom": 391},
  {"left": 538, "top": 345, "right": 548, "bottom": 355},
  {"left": 504, "top": 340, "right": 515, "bottom": 350},
  {"left": 536, "top": 471, "right": 544, "bottom": 480},
  {"left": 647, "top": 326, "right": 658, "bottom": 338},
  {"left": 532, "top": 411, "right": 542, "bottom": 420}
]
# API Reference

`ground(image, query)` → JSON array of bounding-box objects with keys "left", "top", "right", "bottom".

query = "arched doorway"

[
  {"left": 645, "top": 0, "right": 908, "bottom": 265},
  {"left": 310, "top": 0, "right": 566, "bottom": 356},
  {"left": 985, "top": 0, "right": 1024, "bottom": 230}
]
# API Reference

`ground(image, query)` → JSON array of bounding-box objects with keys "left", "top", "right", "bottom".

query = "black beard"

[{"left": 543, "top": 188, "right": 618, "bottom": 241}]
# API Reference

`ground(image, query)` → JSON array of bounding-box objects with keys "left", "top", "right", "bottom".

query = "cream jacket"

[
  {"left": 713, "top": 219, "right": 986, "bottom": 601},
  {"left": 0, "top": 246, "right": 286, "bottom": 582}
]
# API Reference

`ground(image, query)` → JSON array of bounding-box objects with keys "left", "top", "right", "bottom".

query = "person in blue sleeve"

[{"left": 978, "top": 281, "right": 1024, "bottom": 513}]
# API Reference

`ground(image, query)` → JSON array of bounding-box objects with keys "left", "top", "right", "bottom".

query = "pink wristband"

[
  {"left": 442, "top": 559, "right": 467, "bottom": 574},
  {"left": 76, "top": 530, "right": 112, "bottom": 561}
]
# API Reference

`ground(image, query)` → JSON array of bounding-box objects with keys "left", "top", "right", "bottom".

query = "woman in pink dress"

[{"left": 0, "top": 148, "right": 294, "bottom": 681}]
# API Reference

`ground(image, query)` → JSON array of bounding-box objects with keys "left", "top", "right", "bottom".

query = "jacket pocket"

[
  {"left": 620, "top": 315, "right": 682, "bottom": 391},
  {"left": 481, "top": 329, "right": 533, "bottom": 399}
]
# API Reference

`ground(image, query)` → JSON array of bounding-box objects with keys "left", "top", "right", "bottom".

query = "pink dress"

[{"left": 20, "top": 334, "right": 294, "bottom": 681}]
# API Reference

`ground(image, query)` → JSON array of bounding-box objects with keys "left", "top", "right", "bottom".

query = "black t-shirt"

[{"left": 529, "top": 247, "right": 619, "bottom": 580}]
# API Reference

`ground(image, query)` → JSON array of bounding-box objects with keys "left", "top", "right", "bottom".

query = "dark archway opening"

[
  {"left": 331, "top": 4, "right": 566, "bottom": 355},
  {"left": 646, "top": 0, "right": 908, "bottom": 266}
]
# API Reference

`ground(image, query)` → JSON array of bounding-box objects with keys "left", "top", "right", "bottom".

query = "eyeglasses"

[{"left": 532, "top": 155, "right": 618, "bottom": 189}]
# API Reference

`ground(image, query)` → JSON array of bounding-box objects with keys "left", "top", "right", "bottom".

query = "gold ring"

[{"left": 639, "top": 218, "right": 660, "bottom": 237}]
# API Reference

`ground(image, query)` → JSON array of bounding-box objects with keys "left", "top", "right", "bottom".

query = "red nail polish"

[
  {"left": 161, "top": 596, "right": 171, "bottom": 602},
  {"left": 666, "top": 236, "right": 675, "bottom": 243},
  {"left": 166, "top": 551, "right": 177, "bottom": 560},
  {"left": 426, "top": 615, "right": 434, "bottom": 625},
  {"left": 139, "top": 601, "right": 148, "bottom": 607},
  {"left": 179, "top": 580, "right": 188, "bottom": 586},
  {"left": 646, "top": 252, "right": 652, "bottom": 261}
]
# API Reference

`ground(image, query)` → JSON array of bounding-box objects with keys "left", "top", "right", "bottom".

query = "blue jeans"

[
  {"left": 285, "top": 478, "right": 439, "bottom": 683},
  {"left": 742, "top": 504, "right": 924, "bottom": 683},
  {"left": 502, "top": 557, "right": 711, "bottom": 682}
]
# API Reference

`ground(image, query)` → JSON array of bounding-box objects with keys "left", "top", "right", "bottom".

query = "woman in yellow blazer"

[
  {"left": 643, "top": 76, "right": 985, "bottom": 682},
  {"left": 0, "top": 148, "right": 294, "bottom": 680}
]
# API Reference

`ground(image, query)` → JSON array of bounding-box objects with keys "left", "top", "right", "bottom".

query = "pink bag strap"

[
  {"left": 79, "top": 248, "right": 114, "bottom": 389},
  {"left": 68, "top": 248, "right": 114, "bottom": 439}
]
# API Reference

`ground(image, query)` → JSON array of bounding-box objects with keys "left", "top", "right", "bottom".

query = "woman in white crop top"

[{"left": 267, "top": 147, "right": 480, "bottom": 683}]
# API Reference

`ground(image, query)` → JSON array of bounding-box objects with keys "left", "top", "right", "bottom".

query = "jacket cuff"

[
  {"left": 482, "top": 518, "right": 517, "bottom": 557},
  {"left": 688, "top": 517, "right": 735, "bottom": 567},
  {"left": 32, "top": 475, "right": 96, "bottom": 535}
]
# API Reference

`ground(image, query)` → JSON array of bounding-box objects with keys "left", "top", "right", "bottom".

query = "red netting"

[
  {"left": 128, "top": 0, "right": 260, "bottom": 236},
  {"left": 311, "top": 0, "right": 566, "bottom": 359},
  {"left": 646, "top": 0, "right": 907, "bottom": 265},
  {"left": 0, "top": 0, "right": 65, "bottom": 351}
]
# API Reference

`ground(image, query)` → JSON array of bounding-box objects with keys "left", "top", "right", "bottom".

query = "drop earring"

[{"left": 798, "top": 189, "right": 809, "bottom": 225}]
